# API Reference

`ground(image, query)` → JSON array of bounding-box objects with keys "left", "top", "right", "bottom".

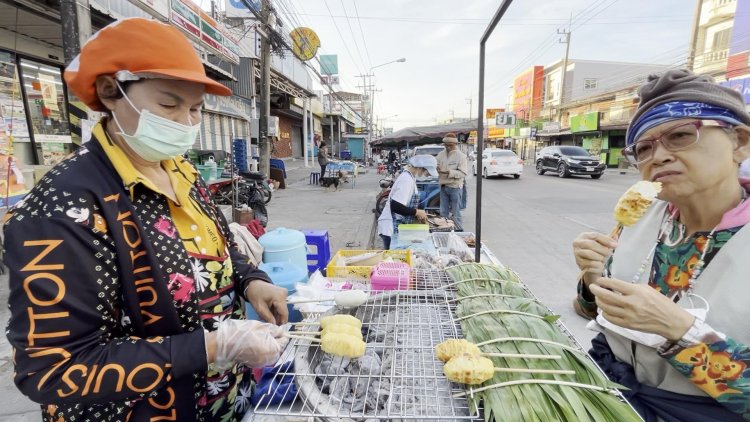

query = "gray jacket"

[
  {"left": 317, "top": 147, "right": 329, "bottom": 166},
  {"left": 600, "top": 201, "right": 750, "bottom": 395}
]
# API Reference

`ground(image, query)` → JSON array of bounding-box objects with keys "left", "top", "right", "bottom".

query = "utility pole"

[
  {"left": 356, "top": 73, "right": 377, "bottom": 154},
  {"left": 258, "top": 0, "right": 272, "bottom": 177},
  {"left": 557, "top": 13, "right": 572, "bottom": 123},
  {"left": 466, "top": 97, "right": 473, "bottom": 120},
  {"left": 686, "top": 0, "right": 703, "bottom": 71}
]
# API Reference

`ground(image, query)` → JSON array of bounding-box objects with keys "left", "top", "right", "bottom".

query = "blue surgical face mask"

[{"left": 112, "top": 82, "right": 201, "bottom": 162}]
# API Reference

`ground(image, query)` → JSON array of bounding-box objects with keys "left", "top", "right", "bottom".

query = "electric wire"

[{"left": 351, "top": 0, "right": 373, "bottom": 69}]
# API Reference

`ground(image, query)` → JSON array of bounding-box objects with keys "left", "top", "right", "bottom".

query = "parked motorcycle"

[{"left": 207, "top": 176, "right": 268, "bottom": 227}]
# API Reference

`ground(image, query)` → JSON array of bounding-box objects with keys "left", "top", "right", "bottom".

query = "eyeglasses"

[{"left": 622, "top": 119, "right": 731, "bottom": 165}]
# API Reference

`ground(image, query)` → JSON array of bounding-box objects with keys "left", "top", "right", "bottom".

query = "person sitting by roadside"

[
  {"left": 377, "top": 155, "right": 438, "bottom": 249},
  {"left": 572, "top": 69, "right": 750, "bottom": 421}
]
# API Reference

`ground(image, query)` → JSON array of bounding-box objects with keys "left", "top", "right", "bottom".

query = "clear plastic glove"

[{"left": 212, "top": 319, "right": 289, "bottom": 370}]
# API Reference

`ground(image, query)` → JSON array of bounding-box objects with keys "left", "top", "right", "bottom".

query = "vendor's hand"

[
  {"left": 245, "top": 279, "right": 289, "bottom": 325},
  {"left": 208, "top": 319, "right": 289, "bottom": 370},
  {"left": 415, "top": 209, "right": 428, "bottom": 222},
  {"left": 589, "top": 278, "right": 695, "bottom": 341},
  {"left": 572, "top": 232, "right": 617, "bottom": 288}
]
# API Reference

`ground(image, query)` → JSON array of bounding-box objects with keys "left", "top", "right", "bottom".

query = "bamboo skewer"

[
  {"left": 476, "top": 337, "right": 585, "bottom": 355},
  {"left": 576, "top": 223, "right": 624, "bottom": 281},
  {"left": 287, "top": 297, "right": 334, "bottom": 304},
  {"left": 454, "top": 309, "right": 555, "bottom": 322},
  {"left": 453, "top": 379, "right": 618, "bottom": 399},
  {"left": 285, "top": 333, "right": 321, "bottom": 342},
  {"left": 482, "top": 352, "right": 561, "bottom": 360},
  {"left": 449, "top": 293, "right": 543, "bottom": 304},
  {"left": 493, "top": 368, "right": 574, "bottom": 375}
]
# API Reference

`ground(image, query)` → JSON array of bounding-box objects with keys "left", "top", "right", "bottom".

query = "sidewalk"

[
  {"left": 265, "top": 159, "right": 379, "bottom": 252},
  {"left": 0, "top": 159, "right": 381, "bottom": 421}
]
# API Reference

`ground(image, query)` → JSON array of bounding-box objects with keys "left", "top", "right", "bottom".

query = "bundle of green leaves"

[{"left": 446, "top": 264, "right": 641, "bottom": 422}]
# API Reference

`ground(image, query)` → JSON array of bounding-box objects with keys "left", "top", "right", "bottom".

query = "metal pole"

[
  {"left": 338, "top": 116, "right": 342, "bottom": 159},
  {"left": 476, "top": 0, "right": 515, "bottom": 262},
  {"left": 258, "top": 0, "right": 272, "bottom": 177},
  {"left": 303, "top": 98, "right": 309, "bottom": 167}
]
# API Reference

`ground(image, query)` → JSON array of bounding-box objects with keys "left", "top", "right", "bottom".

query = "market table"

[{"left": 242, "top": 234, "right": 641, "bottom": 422}]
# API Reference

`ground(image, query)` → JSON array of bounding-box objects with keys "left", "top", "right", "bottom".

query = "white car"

[{"left": 472, "top": 149, "right": 524, "bottom": 179}]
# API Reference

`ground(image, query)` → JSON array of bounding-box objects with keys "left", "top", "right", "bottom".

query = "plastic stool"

[
  {"left": 303, "top": 229, "right": 330, "bottom": 274},
  {"left": 309, "top": 172, "right": 320, "bottom": 185}
]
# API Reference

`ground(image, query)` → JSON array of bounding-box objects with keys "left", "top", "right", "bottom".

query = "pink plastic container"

[{"left": 370, "top": 262, "right": 410, "bottom": 290}]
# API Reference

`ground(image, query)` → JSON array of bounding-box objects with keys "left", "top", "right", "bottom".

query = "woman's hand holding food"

[
  {"left": 573, "top": 232, "right": 618, "bottom": 289},
  {"left": 206, "top": 319, "right": 289, "bottom": 370}
]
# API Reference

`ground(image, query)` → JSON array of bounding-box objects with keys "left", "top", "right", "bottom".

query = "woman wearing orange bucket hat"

[{"left": 3, "top": 18, "right": 289, "bottom": 421}]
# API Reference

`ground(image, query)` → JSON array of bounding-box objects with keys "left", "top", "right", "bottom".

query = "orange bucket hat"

[{"left": 64, "top": 17, "right": 231, "bottom": 111}]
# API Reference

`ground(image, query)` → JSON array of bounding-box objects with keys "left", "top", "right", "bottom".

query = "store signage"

[
  {"left": 495, "top": 112, "right": 516, "bottom": 128},
  {"left": 170, "top": 0, "right": 240, "bottom": 64},
  {"left": 321, "top": 75, "right": 340, "bottom": 85},
  {"left": 290, "top": 28, "right": 320, "bottom": 62},
  {"left": 488, "top": 127, "right": 506, "bottom": 138},
  {"left": 320, "top": 55, "right": 338, "bottom": 76},
  {"left": 268, "top": 116, "right": 279, "bottom": 136},
  {"left": 721, "top": 77, "right": 750, "bottom": 104},
  {"left": 485, "top": 108, "right": 504, "bottom": 119},
  {"left": 512, "top": 66, "right": 544, "bottom": 123},
  {"left": 570, "top": 111, "right": 599, "bottom": 133},
  {"left": 133, "top": 0, "right": 170, "bottom": 19},
  {"left": 225, "top": 0, "right": 260, "bottom": 18},
  {"left": 542, "top": 121, "right": 561, "bottom": 132},
  {"left": 35, "top": 134, "right": 72, "bottom": 143},
  {"left": 203, "top": 94, "right": 253, "bottom": 120},
  {"left": 38, "top": 74, "right": 59, "bottom": 112}
]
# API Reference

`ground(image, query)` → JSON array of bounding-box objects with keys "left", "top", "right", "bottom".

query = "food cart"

[{"left": 242, "top": 231, "right": 642, "bottom": 422}]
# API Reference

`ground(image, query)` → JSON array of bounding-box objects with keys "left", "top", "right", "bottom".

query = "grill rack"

[{"left": 254, "top": 272, "right": 481, "bottom": 420}]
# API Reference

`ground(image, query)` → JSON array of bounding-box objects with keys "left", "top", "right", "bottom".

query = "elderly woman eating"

[{"left": 572, "top": 69, "right": 750, "bottom": 422}]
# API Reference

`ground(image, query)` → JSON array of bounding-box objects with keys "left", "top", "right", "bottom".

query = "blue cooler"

[
  {"left": 246, "top": 262, "right": 308, "bottom": 323},
  {"left": 259, "top": 228, "right": 308, "bottom": 271}
]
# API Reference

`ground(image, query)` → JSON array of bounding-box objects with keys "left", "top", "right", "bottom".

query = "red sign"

[{"left": 512, "top": 66, "right": 544, "bottom": 121}]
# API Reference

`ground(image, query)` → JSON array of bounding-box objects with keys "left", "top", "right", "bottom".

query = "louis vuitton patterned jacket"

[{"left": 3, "top": 122, "right": 271, "bottom": 421}]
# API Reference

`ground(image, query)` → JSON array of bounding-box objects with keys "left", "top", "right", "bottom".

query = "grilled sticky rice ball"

[
  {"left": 321, "top": 332, "right": 366, "bottom": 358},
  {"left": 613, "top": 181, "right": 662, "bottom": 226},
  {"left": 435, "top": 339, "right": 482, "bottom": 362},
  {"left": 320, "top": 314, "right": 362, "bottom": 330},
  {"left": 321, "top": 323, "right": 362, "bottom": 339},
  {"left": 443, "top": 353, "right": 495, "bottom": 385}
]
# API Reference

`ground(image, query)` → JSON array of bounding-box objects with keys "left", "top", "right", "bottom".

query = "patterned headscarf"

[{"left": 627, "top": 101, "right": 743, "bottom": 146}]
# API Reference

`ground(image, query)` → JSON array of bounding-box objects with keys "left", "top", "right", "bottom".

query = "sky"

[{"left": 227, "top": 0, "right": 695, "bottom": 130}]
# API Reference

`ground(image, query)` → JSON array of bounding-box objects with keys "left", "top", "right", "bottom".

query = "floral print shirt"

[
  {"left": 578, "top": 215, "right": 750, "bottom": 418},
  {"left": 3, "top": 122, "right": 269, "bottom": 421}
]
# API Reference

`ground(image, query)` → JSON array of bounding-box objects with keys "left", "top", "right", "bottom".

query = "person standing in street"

[
  {"left": 436, "top": 132, "right": 468, "bottom": 227},
  {"left": 318, "top": 141, "right": 330, "bottom": 179}
]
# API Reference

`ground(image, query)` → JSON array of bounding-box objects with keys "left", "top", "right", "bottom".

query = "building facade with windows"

[{"left": 689, "top": 0, "right": 737, "bottom": 78}]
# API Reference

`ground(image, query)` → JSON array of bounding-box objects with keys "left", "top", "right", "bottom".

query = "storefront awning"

[{"left": 538, "top": 129, "right": 572, "bottom": 137}]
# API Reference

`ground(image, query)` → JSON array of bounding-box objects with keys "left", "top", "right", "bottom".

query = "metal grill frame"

[{"left": 253, "top": 276, "right": 482, "bottom": 420}]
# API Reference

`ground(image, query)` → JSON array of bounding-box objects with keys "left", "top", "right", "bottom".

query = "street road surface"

[{"left": 462, "top": 168, "right": 642, "bottom": 347}]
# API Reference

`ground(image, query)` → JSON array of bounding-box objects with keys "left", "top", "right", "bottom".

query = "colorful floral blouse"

[{"left": 578, "top": 217, "right": 750, "bottom": 417}]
